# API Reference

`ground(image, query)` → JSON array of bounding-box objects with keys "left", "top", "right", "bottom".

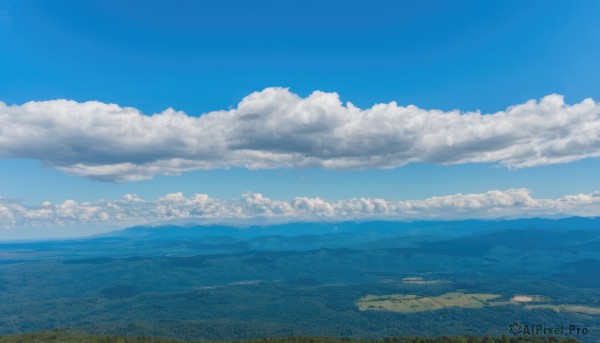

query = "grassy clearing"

[
  {"left": 356, "top": 292, "right": 501, "bottom": 313},
  {"left": 525, "top": 304, "right": 600, "bottom": 315},
  {"left": 357, "top": 292, "right": 600, "bottom": 315}
]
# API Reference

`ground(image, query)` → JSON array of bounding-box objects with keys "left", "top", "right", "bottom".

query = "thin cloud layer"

[
  {"left": 1, "top": 88, "right": 599, "bottom": 182},
  {"left": 1, "top": 189, "right": 600, "bottom": 229}
]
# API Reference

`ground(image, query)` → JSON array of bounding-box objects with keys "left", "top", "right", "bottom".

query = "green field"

[
  {"left": 356, "top": 292, "right": 501, "bottom": 313},
  {"left": 356, "top": 292, "right": 600, "bottom": 316}
]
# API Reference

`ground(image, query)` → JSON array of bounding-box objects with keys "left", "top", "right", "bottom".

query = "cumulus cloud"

[
  {"left": 1, "top": 88, "right": 599, "bottom": 182},
  {"left": 1, "top": 189, "right": 600, "bottom": 229}
]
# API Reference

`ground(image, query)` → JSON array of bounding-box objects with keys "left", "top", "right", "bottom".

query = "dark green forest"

[
  {"left": 1, "top": 219, "right": 599, "bottom": 341},
  {"left": 0, "top": 329, "right": 582, "bottom": 343}
]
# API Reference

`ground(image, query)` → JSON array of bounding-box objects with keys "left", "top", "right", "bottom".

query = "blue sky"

[{"left": 1, "top": 0, "right": 600, "bottom": 238}]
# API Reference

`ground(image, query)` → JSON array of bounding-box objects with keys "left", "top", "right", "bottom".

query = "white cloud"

[
  {"left": 1, "top": 189, "right": 600, "bottom": 230},
  {"left": 0, "top": 203, "right": 15, "bottom": 224},
  {"left": 1, "top": 88, "right": 599, "bottom": 182}
]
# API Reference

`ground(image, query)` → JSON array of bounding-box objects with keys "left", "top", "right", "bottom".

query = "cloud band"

[
  {"left": 1, "top": 88, "right": 599, "bottom": 182},
  {"left": 1, "top": 189, "right": 600, "bottom": 229}
]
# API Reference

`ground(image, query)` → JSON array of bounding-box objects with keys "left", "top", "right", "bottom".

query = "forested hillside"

[{"left": 0, "top": 329, "right": 581, "bottom": 343}]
